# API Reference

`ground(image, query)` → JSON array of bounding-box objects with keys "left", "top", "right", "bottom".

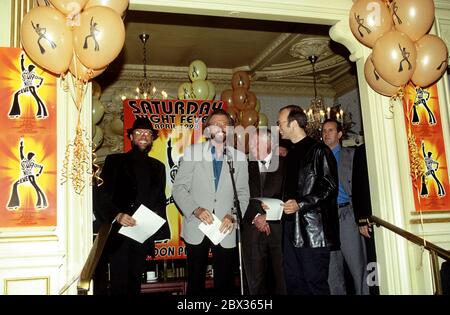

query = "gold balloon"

[
  {"left": 391, "top": 0, "right": 435, "bottom": 42},
  {"left": 84, "top": 0, "right": 129, "bottom": 16},
  {"left": 411, "top": 35, "right": 448, "bottom": 88},
  {"left": 177, "top": 82, "right": 194, "bottom": 100},
  {"left": 255, "top": 99, "right": 261, "bottom": 112},
  {"left": 364, "top": 54, "right": 400, "bottom": 96},
  {"left": 372, "top": 31, "right": 416, "bottom": 86},
  {"left": 20, "top": 7, "right": 73, "bottom": 74},
  {"left": 91, "top": 80, "right": 102, "bottom": 99},
  {"left": 192, "top": 80, "right": 209, "bottom": 100},
  {"left": 50, "top": 0, "right": 88, "bottom": 16},
  {"left": 92, "top": 125, "right": 104, "bottom": 150},
  {"left": 69, "top": 56, "right": 107, "bottom": 83},
  {"left": 188, "top": 60, "right": 207, "bottom": 82},
  {"left": 206, "top": 80, "right": 216, "bottom": 100},
  {"left": 232, "top": 87, "right": 248, "bottom": 111},
  {"left": 73, "top": 6, "right": 125, "bottom": 69},
  {"left": 349, "top": 0, "right": 392, "bottom": 48},
  {"left": 92, "top": 99, "right": 105, "bottom": 124},
  {"left": 110, "top": 117, "right": 124, "bottom": 135},
  {"left": 257, "top": 113, "right": 268, "bottom": 127}
]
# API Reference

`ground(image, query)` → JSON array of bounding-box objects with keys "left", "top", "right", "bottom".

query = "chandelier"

[
  {"left": 304, "top": 54, "right": 344, "bottom": 140},
  {"left": 134, "top": 33, "right": 168, "bottom": 100}
]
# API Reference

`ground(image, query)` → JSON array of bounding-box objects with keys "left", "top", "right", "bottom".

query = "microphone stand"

[{"left": 226, "top": 149, "right": 245, "bottom": 295}]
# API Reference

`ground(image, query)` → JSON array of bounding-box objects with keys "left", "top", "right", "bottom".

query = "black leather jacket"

[{"left": 283, "top": 140, "right": 340, "bottom": 250}]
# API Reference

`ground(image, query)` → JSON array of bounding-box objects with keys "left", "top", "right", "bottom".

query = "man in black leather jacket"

[{"left": 277, "top": 105, "right": 339, "bottom": 295}]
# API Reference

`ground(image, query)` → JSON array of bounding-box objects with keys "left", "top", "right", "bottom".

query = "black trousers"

[
  {"left": 242, "top": 222, "right": 286, "bottom": 294},
  {"left": 185, "top": 237, "right": 237, "bottom": 295},
  {"left": 283, "top": 224, "right": 330, "bottom": 295},
  {"left": 108, "top": 236, "right": 146, "bottom": 295}
]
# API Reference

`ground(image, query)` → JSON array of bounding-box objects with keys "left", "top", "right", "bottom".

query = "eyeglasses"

[
  {"left": 133, "top": 129, "right": 152, "bottom": 137},
  {"left": 208, "top": 122, "right": 229, "bottom": 128}
]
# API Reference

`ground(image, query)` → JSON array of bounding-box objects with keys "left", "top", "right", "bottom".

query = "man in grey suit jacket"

[
  {"left": 172, "top": 109, "right": 249, "bottom": 295},
  {"left": 322, "top": 119, "right": 369, "bottom": 295}
]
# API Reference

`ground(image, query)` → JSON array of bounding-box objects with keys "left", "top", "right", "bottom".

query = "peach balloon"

[
  {"left": 226, "top": 106, "right": 240, "bottom": 125},
  {"left": 50, "top": 0, "right": 88, "bottom": 16},
  {"left": 372, "top": 31, "right": 416, "bottom": 86},
  {"left": 85, "top": 0, "right": 129, "bottom": 16},
  {"left": 391, "top": 0, "right": 435, "bottom": 42},
  {"left": 231, "top": 71, "right": 250, "bottom": 90},
  {"left": 364, "top": 54, "right": 400, "bottom": 96},
  {"left": 69, "top": 55, "right": 107, "bottom": 82},
  {"left": 411, "top": 34, "right": 448, "bottom": 88},
  {"left": 36, "top": 0, "right": 54, "bottom": 7},
  {"left": 349, "top": 0, "right": 392, "bottom": 48},
  {"left": 232, "top": 87, "right": 249, "bottom": 111},
  {"left": 21, "top": 6, "right": 73, "bottom": 74},
  {"left": 245, "top": 91, "right": 257, "bottom": 110},
  {"left": 241, "top": 109, "right": 259, "bottom": 127},
  {"left": 220, "top": 89, "right": 234, "bottom": 108},
  {"left": 73, "top": 6, "right": 125, "bottom": 69}
]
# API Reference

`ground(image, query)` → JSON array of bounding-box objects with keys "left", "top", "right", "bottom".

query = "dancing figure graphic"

[
  {"left": 420, "top": 141, "right": 445, "bottom": 197},
  {"left": 7, "top": 138, "right": 48, "bottom": 210},
  {"left": 412, "top": 87, "right": 436, "bottom": 125},
  {"left": 9, "top": 53, "right": 48, "bottom": 119},
  {"left": 32, "top": 21, "right": 56, "bottom": 54},
  {"left": 354, "top": 13, "right": 372, "bottom": 38},
  {"left": 83, "top": 17, "right": 100, "bottom": 51},
  {"left": 165, "top": 138, "right": 180, "bottom": 206},
  {"left": 398, "top": 44, "right": 412, "bottom": 72}
]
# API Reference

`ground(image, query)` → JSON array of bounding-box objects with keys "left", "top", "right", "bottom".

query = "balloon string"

[{"left": 404, "top": 85, "right": 426, "bottom": 268}]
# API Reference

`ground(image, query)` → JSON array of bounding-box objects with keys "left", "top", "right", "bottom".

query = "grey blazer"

[
  {"left": 172, "top": 141, "right": 250, "bottom": 248},
  {"left": 338, "top": 146, "right": 355, "bottom": 199}
]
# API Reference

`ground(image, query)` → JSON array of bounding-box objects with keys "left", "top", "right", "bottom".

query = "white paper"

[
  {"left": 198, "top": 213, "right": 230, "bottom": 245},
  {"left": 118, "top": 204, "right": 166, "bottom": 243},
  {"left": 252, "top": 197, "right": 283, "bottom": 221}
]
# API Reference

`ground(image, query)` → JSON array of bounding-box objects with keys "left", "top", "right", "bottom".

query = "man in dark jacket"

[
  {"left": 97, "top": 117, "right": 170, "bottom": 295},
  {"left": 277, "top": 105, "right": 339, "bottom": 295},
  {"left": 242, "top": 128, "right": 287, "bottom": 295}
]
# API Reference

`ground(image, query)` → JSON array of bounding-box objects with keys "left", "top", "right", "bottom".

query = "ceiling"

[{"left": 102, "top": 10, "right": 357, "bottom": 98}]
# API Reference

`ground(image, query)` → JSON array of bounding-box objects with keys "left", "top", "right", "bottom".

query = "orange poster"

[
  {"left": 123, "top": 99, "right": 224, "bottom": 259},
  {"left": 0, "top": 48, "right": 57, "bottom": 227},
  {"left": 403, "top": 82, "right": 450, "bottom": 211}
]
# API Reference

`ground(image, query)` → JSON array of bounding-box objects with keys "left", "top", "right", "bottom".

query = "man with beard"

[
  {"left": 96, "top": 117, "right": 170, "bottom": 295},
  {"left": 173, "top": 109, "right": 249, "bottom": 295}
]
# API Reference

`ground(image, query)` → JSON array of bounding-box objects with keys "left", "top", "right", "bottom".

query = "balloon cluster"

[
  {"left": 20, "top": 0, "right": 129, "bottom": 194},
  {"left": 221, "top": 71, "right": 268, "bottom": 128},
  {"left": 350, "top": 0, "right": 448, "bottom": 96},
  {"left": 177, "top": 60, "right": 216, "bottom": 100},
  {"left": 22, "top": 0, "right": 128, "bottom": 80}
]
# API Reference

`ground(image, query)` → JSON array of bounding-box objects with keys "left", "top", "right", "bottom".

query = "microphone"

[{"left": 225, "top": 147, "right": 235, "bottom": 174}]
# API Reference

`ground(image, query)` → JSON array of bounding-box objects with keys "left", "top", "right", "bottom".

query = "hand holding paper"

[
  {"left": 118, "top": 204, "right": 166, "bottom": 243},
  {"left": 251, "top": 197, "right": 283, "bottom": 221},
  {"left": 198, "top": 213, "right": 231, "bottom": 245}
]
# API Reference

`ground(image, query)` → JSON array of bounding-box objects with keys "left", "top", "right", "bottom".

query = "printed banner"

[
  {"left": 123, "top": 99, "right": 224, "bottom": 259},
  {"left": 403, "top": 82, "right": 450, "bottom": 211},
  {"left": 0, "top": 48, "right": 57, "bottom": 228}
]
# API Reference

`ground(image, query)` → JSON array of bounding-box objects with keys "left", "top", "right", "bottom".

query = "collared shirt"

[
  {"left": 258, "top": 152, "right": 272, "bottom": 173},
  {"left": 332, "top": 144, "right": 350, "bottom": 205},
  {"left": 211, "top": 145, "right": 223, "bottom": 191}
]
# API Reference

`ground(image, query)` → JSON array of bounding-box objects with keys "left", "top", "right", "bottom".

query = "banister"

[
  {"left": 369, "top": 215, "right": 450, "bottom": 295},
  {"left": 77, "top": 222, "right": 112, "bottom": 295}
]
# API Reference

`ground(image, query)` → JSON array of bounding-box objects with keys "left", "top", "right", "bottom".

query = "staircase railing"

[
  {"left": 369, "top": 215, "right": 450, "bottom": 295},
  {"left": 77, "top": 223, "right": 112, "bottom": 295}
]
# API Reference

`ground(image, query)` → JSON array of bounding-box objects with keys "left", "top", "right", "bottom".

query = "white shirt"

[{"left": 258, "top": 152, "right": 272, "bottom": 173}]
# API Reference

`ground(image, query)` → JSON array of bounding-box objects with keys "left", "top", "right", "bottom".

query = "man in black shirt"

[{"left": 278, "top": 105, "right": 339, "bottom": 295}]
